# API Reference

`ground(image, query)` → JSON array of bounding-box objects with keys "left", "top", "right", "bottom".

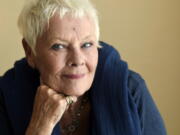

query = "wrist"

[{"left": 26, "top": 121, "right": 54, "bottom": 135}]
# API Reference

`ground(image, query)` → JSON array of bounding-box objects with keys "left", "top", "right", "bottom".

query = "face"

[{"left": 25, "top": 14, "right": 98, "bottom": 97}]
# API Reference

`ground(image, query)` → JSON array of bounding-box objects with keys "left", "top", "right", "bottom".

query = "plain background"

[{"left": 0, "top": 0, "right": 179, "bottom": 134}]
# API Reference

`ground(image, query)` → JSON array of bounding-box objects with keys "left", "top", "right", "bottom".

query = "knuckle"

[
  {"left": 37, "top": 85, "right": 47, "bottom": 93},
  {"left": 47, "top": 88, "right": 52, "bottom": 94},
  {"left": 51, "top": 94, "right": 63, "bottom": 104},
  {"left": 52, "top": 94, "right": 58, "bottom": 100},
  {"left": 57, "top": 98, "right": 65, "bottom": 105},
  {"left": 46, "top": 88, "right": 55, "bottom": 97},
  {"left": 39, "top": 85, "right": 47, "bottom": 90}
]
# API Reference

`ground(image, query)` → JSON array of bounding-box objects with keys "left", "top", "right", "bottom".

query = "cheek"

[
  {"left": 87, "top": 49, "right": 98, "bottom": 71},
  {"left": 35, "top": 54, "right": 65, "bottom": 76}
]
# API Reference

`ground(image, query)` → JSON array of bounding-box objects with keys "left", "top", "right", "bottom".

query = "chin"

[{"left": 60, "top": 86, "right": 90, "bottom": 97}]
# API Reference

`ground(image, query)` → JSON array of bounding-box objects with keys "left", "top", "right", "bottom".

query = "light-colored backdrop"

[{"left": 0, "top": 0, "right": 179, "bottom": 134}]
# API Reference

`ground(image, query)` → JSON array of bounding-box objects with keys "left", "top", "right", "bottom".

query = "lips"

[{"left": 63, "top": 73, "right": 85, "bottom": 79}]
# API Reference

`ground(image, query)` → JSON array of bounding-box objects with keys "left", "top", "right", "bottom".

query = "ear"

[{"left": 22, "top": 39, "right": 36, "bottom": 68}]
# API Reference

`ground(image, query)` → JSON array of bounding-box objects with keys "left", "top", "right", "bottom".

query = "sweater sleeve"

[
  {"left": 128, "top": 70, "right": 167, "bottom": 135},
  {"left": 0, "top": 83, "right": 13, "bottom": 134}
]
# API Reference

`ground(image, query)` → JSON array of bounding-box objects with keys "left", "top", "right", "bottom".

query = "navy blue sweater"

[{"left": 0, "top": 42, "right": 166, "bottom": 135}]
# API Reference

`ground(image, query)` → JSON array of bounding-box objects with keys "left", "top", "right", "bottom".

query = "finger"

[
  {"left": 70, "top": 96, "right": 78, "bottom": 103},
  {"left": 65, "top": 96, "right": 77, "bottom": 105},
  {"left": 65, "top": 96, "right": 72, "bottom": 106},
  {"left": 37, "top": 87, "right": 56, "bottom": 99},
  {"left": 46, "top": 88, "right": 57, "bottom": 96}
]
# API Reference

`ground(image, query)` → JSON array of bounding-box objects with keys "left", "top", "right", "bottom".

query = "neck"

[
  {"left": 60, "top": 91, "right": 90, "bottom": 134},
  {"left": 66, "top": 95, "right": 84, "bottom": 113}
]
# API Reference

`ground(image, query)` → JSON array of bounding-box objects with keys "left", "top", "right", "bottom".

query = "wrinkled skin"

[{"left": 23, "top": 14, "right": 98, "bottom": 135}]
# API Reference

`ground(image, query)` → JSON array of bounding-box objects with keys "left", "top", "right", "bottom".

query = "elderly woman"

[{"left": 0, "top": 0, "right": 167, "bottom": 135}]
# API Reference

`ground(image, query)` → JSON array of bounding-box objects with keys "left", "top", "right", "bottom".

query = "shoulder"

[
  {"left": 0, "top": 67, "right": 16, "bottom": 134},
  {"left": 128, "top": 70, "right": 146, "bottom": 94},
  {"left": 127, "top": 70, "right": 155, "bottom": 106},
  {"left": 127, "top": 70, "right": 167, "bottom": 135},
  {"left": 0, "top": 68, "right": 15, "bottom": 92},
  {"left": 0, "top": 58, "right": 29, "bottom": 93},
  {"left": 127, "top": 70, "right": 152, "bottom": 113}
]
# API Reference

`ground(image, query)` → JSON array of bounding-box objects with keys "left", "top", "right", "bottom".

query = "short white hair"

[{"left": 18, "top": 0, "right": 100, "bottom": 53}]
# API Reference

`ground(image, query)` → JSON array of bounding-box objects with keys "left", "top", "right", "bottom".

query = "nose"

[{"left": 67, "top": 49, "right": 85, "bottom": 67}]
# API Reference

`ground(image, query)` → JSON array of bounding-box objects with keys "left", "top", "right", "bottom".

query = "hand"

[{"left": 26, "top": 84, "right": 77, "bottom": 135}]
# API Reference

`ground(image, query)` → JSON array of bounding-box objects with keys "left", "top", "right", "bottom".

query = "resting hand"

[{"left": 25, "top": 85, "right": 77, "bottom": 135}]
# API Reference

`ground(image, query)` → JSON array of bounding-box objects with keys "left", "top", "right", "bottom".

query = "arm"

[
  {"left": 128, "top": 70, "right": 167, "bottom": 135},
  {"left": 25, "top": 85, "right": 77, "bottom": 135}
]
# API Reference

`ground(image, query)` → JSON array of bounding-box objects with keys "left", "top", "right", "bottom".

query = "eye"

[
  {"left": 51, "top": 44, "right": 65, "bottom": 51},
  {"left": 81, "top": 42, "right": 93, "bottom": 48}
]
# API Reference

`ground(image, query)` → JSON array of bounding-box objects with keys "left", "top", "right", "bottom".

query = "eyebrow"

[{"left": 49, "top": 35, "right": 93, "bottom": 44}]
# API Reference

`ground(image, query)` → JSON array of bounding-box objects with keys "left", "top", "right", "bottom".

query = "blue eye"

[
  {"left": 51, "top": 44, "right": 65, "bottom": 50},
  {"left": 81, "top": 42, "right": 93, "bottom": 48}
]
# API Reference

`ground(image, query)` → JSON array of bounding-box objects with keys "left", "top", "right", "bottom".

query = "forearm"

[{"left": 25, "top": 121, "right": 54, "bottom": 135}]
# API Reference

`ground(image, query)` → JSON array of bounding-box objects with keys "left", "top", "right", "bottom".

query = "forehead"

[{"left": 43, "top": 13, "right": 96, "bottom": 40}]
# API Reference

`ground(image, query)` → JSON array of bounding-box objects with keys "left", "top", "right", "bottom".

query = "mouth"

[{"left": 63, "top": 73, "right": 85, "bottom": 79}]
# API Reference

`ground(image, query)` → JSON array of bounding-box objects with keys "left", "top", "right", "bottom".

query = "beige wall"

[{"left": 0, "top": 0, "right": 180, "bottom": 134}]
